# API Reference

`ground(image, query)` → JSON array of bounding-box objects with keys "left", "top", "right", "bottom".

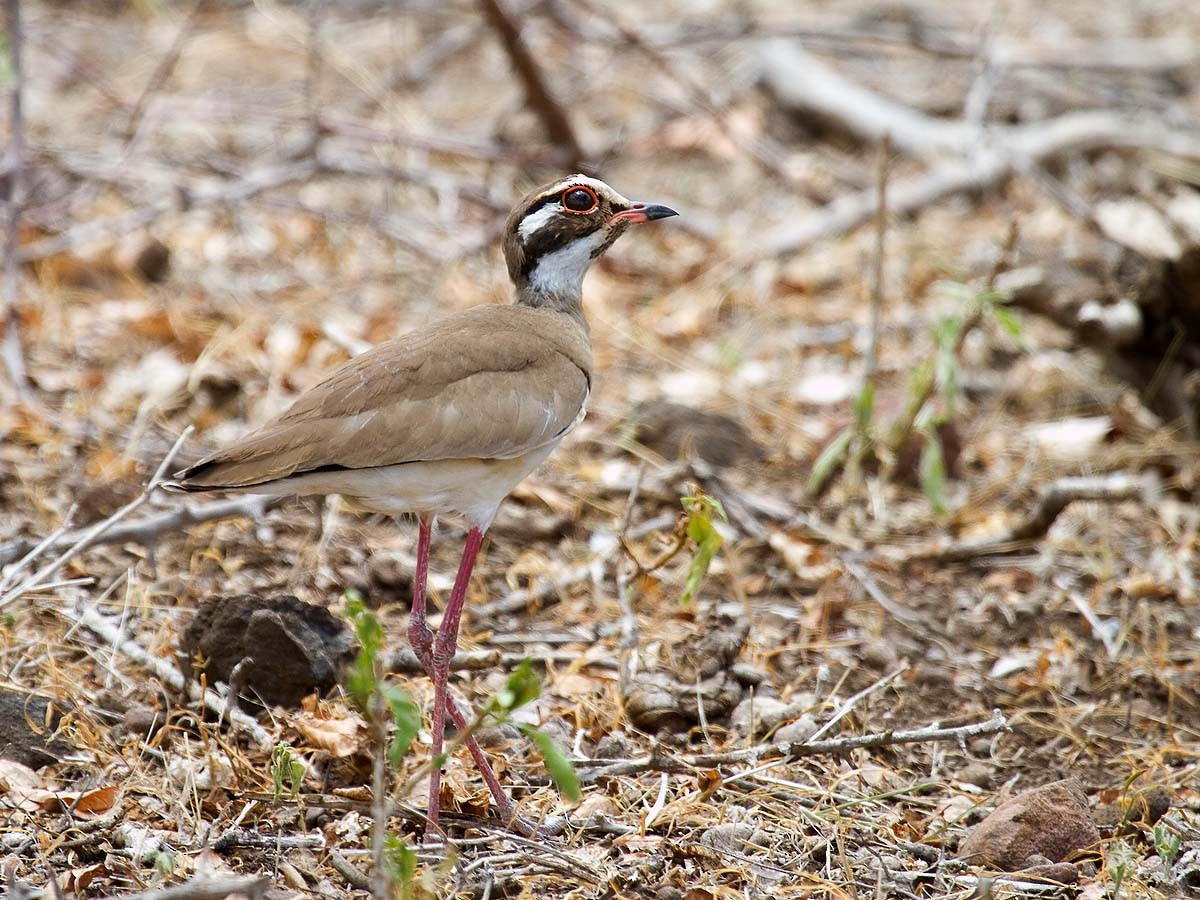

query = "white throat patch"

[{"left": 527, "top": 230, "right": 607, "bottom": 296}]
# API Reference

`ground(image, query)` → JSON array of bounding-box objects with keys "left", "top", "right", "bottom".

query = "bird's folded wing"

[{"left": 172, "top": 317, "right": 589, "bottom": 489}]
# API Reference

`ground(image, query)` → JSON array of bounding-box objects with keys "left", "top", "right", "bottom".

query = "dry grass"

[{"left": 2, "top": 1, "right": 1200, "bottom": 898}]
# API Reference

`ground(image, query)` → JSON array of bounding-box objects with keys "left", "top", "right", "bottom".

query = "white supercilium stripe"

[{"left": 518, "top": 204, "right": 560, "bottom": 240}]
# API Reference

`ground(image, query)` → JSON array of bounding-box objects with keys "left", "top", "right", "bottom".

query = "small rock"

[
  {"left": 698, "top": 822, "right": 769, "bottom": 854},
  {"left": 775, "top": 714, "right": 818, "bottom": 744},
  {"left": 857, "top": 640, "right": 901, "bottom": 671},
  {"left": 730, "top": 695, "right": 790, "bottom": 739},
  {"left": 365, "top": 553, "right": 413, "bottom": 596},
  {"left": 594, "top": 731, "right": 632, "bottom": 759},
  {"left": 181, "top": 594, "right": 355, "bottom": 708},
  {"left": 1127, "top": 784, "right": 1171, "bottom": 826},
  {"left": 730, "top": 663, "right": 767, "bottom": 686},
  {"left": 655, "top": 888, "right": 683, "bottom": 900},
  {"left": 624, "top": 671, "right": 742, "bottom": 732},
  {"left": 631, "top": 400, "right": 765, "bottom": 468},
  {"left": 1095, "top": 783, "right": 1172, "bottom": 836},
  {"left": 1020, "top": 862, "right": 1080, "bottom": 884},
  {"left": 113, "top": 233, "right": 171, "bottom": 283},
  {"left": 956, "top": 762, "right": 993, "bottom": 789},
  {"left": 1173, "top": 848, "right": 1200, "bottom": 891},
  {"left": 958, "top": 779, "right": 1100, "bottom": 871},
  {"left": 474, "top": 724, "right": 521, "bottom": 748},
  {"left": 116, "top": 704, "right": 166, "bottom": 741},
  {"left": 0, "top": 689, "right": 71, "bottom": 768},
  {"left": 687, "top": 613, "right": 750, "bottom": 678}
]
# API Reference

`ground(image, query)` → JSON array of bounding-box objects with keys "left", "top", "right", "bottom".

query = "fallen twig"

[
  {"left": 94, "top": 876, "right": 269, "bottom": 900},
  {"left": 213, "top": 827, "right": 326, "bottom": 852},
  {"left": 124, "top": 0, "right": 204, "bottom": 140},
  {"left": 752, "top": 41, "right": 1200, "bottom": 261},
  {"left": 838, "top": 554, "right": 924, "bottom": 627},
  {"left": 576, "top": 710, "right": 1008, "bottom": 783},
  {"left": 473, "top": 512, "right": 677, "bottom": 619},
  {"left": 902, "top": 473, "right": 1158, "bottom": 562},
  {"left": 0, "top": 495, "right": 279, "bottom": 569},
  {"left": 808, "top": 664, "right": 908, "bottom": 743},
  {"left": 388, "top": 645, "right": 617, "bottom": 676},
  {"left": 328, "top": 851, "right": 372, "bottom": 891},
  {"left": 65, "top": 601, "right": 275, "bottom": 749},
  {"left": 0, "top": 428, "right": 193, "bottom": 609}
]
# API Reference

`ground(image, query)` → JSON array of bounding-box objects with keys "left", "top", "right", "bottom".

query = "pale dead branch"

[
  {"left": 902, "top": 472, "right": 1159, "bottom": 562},
  {"left": 752, "top": 41, "right": 1200, "bottom": 260},
  {"left": 2, "top": 0, "right": 30, "bottom": 399},
  {"left": 577, "top": 710, "right": 1009, "bottom": 783},
  {"left": 0, "top": 428, "right": 193, "bottom": 609}
]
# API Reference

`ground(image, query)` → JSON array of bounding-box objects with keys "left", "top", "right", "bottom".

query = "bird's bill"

[{"left": 609, "top": 203, "right": 678, "bottom": 224}]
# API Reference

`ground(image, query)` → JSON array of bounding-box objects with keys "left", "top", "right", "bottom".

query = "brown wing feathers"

[{"left": 170, "top": 305, "right": 591, "bottom": 491}]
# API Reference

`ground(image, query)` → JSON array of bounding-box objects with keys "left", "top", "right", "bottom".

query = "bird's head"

[{"left": 504, "top": 175, "right": 677, "bottom": 300}]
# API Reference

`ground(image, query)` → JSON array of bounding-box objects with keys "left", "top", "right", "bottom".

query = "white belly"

[{"left": 251, "top": 441, "right": 561, "bottom": 529}]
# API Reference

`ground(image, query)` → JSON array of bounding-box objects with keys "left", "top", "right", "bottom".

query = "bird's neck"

[{"left": 513, "top": 285, "right": 590, "bottom": 333}]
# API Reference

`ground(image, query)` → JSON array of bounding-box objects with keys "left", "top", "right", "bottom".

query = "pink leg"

[
  {"left": 425, "top": 527, "right": 484, "bottom": 837},
  {"left": 406, "top": 523, "right": 551, "bottom": 837}
]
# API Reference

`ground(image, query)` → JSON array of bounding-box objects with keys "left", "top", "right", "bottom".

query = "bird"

[{"left": 165, "top": 175, "right": 678, "bottom": 837}]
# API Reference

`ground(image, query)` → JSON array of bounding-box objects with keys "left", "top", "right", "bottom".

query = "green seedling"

[
  {"left": 679, "top": 491, "right": 727, "bottom": 605},
  {"left": 1153, "top": 821, "right": 1182, "bottom": 867},
  {"left": 270, "top": 742, "right": 305, "bottom": 801},
  {"left": 385, "top": 834, "right": 419, "bottom": 900},
  {"left": 1106, "top": 840, "right": 1134, "bottom": 899},
  {"left": 344, "top": 593, "right": 421, "bottom": 767},
  {"left": 486, "top": 660, "right": 581, "bottom": 803}
]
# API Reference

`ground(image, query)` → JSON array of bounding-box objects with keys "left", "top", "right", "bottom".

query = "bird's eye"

[{"left": 561, "top": 186, "right": 599, "bottom": 214}]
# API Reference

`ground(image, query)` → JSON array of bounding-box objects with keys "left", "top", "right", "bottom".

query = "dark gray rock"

[
  {"left": 0, "top": 688, "right": 71, "bottom": 768},
  {"left": 181, "top": 594, "right": 354, "bottom": 708}
]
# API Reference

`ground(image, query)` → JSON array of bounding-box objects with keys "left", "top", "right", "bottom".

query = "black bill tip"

[{"left": 641, "top": 203, "right": 678, "bottom": 221}]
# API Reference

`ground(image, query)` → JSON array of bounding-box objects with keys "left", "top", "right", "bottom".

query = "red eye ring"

[{"left": 561, "top": 184, "right": 599, "bottom": 214}]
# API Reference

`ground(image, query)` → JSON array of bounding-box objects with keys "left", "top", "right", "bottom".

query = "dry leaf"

[
  {"left": 59, "top": 864, "right": 110, "bottom": 894},
  {"left": 39, "top": 784, "right": 119, "bottom": 816},
  {"left": 696, "top": 769, "right": 722, "bottom": 803},
  {"left": 293, "top": 711, "right": 368, "bottom": 758},
  {"left": 0, "top": 760, "right": 57, "bottom": 812},
  {"left": 768, "top": 532, "right": 837, "bottom": 588}
]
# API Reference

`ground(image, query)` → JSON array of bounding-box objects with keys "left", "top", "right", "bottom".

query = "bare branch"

[
  {"left": 902, "top": 473, "right": 1158, "bottom": 562},
  {"left": 0, "top": 496, "right": 280, "bottom": 569},
  {"left": 2, "top": 0, "right": 30, "bottom": 399},
  {"left": 94, "top": 876, "right": 270, "bottom": 900},
  {"left": 477, "top": 0, "right": 585, "bottom": 169},
  {"left": 124, "top": 0, "right": 205, "bottom": 141},
  {"left": 0, "top": 428, "right": 194, "bottom": 609},
  {"left": 752, "top": 41, "right": 1200, "bottom": 261},
  {"left": 576, "top": 710, "right": 1009, "bottom": 783},
  {"left": 64, "top": 600, "right": 275, "bottom": 749}
]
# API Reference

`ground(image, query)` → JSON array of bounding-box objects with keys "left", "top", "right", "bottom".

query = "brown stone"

[
  {"left": 181, "top": 594, "right": 354, "bottom": 708},
  {"left": 1020, "top": 862, "right": 1080, "bottom": 884},
  {"left": 958, "top": 779, "right": 1100, "bottom": 871}
]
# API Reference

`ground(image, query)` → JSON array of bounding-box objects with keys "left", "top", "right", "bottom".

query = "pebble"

[{"left": 958, "top": 779, "right": 1099, "bottom": 871}]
